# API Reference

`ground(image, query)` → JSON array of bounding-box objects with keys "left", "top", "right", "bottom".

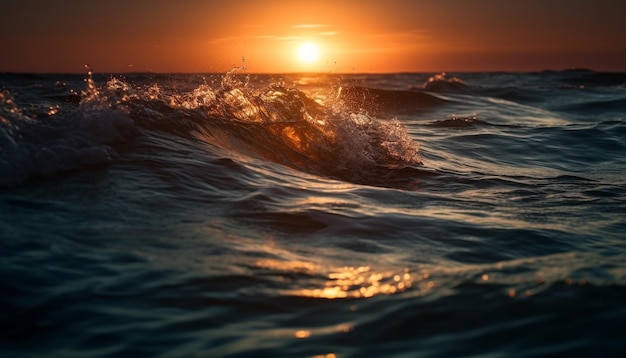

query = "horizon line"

[{"left": 0, "top": 67, "right": 615, "bottom": 76}]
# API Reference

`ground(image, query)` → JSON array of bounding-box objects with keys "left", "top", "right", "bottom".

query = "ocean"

[{"left": 1, "top": 69, "right": 625, "bottom": 357}]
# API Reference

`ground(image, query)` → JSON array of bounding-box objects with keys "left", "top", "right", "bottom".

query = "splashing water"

[
  {"left": 109, "top": 68, "right": 422, "bottom": 185},
  {"left": 0, "top": 69, "right": 136, "bottom": 186},
  {"left": 1, "top": 68, "right": 423, "bottom": 187}
]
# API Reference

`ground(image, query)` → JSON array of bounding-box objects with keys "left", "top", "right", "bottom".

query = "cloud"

[
  {"left": 291, "top": 24, "right": 330, "bottom": 29},
  {"left": 209, "top": 36, "right": 242, "bottom": 45},
  {"left": 365, "top": 29, "right": 431, "bottom": 39},
  {"left": 258, "top": 35, "right": 300, "bottom": 42}
]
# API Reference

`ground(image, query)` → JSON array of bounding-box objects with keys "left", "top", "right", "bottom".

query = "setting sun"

[
  {"left": 297, "top": 43, "right": 320, "bottom": 64},
  {"left": 2, "top": 2, "right": 626, "bottom": 73}
]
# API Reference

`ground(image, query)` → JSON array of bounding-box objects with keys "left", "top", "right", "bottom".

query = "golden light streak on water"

[
  {"left": 294, "top": 330, "right": 311, "bottom": 339},
  {"left": 255, "top": 258, "right": 423, "bottom": 299},
  {"left": 295, "top": 265, "right": 413, "bottom": 299}
]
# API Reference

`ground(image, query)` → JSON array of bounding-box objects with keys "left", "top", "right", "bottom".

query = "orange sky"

[{"left": 1, "top": 0, "right": 625, "bottom": 73}]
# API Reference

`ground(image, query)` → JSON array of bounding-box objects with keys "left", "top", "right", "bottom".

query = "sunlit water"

[{"left": 1, "top": 70, "right": 626, "bottom": 357}]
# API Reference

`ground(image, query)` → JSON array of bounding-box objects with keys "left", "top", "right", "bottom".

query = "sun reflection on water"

[
  {"left": 256, "top": 259, "right": 418, "bottom": 299},
  {"left": 299, "top": 265, "right": 414, "bottom": 299},
  {"left": 294, "top": 330, "right": 311, "bottom": 339}
]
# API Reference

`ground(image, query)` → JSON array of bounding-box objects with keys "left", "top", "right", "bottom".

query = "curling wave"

[{"left": 1, "top": 70, "right": 425, "bottom": 188}]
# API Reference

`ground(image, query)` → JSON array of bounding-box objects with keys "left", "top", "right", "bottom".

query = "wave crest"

[
  {"left": 422, "top": 72, "right": 467, "bottom": 92},
  {"left": 110, "top": 69, "right": 424, "bottom": 185},
  {"left": 1, "top": 69, "right": 424, "bottom": 188}
]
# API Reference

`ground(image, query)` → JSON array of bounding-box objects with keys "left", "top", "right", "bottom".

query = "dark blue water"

[{"left": 1, "top": 69, "right": 626, "bottom": 357}]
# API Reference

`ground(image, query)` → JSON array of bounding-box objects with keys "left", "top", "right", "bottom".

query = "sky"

[{"left": 1, "top": 0, "right": 626, "bottom": 73}]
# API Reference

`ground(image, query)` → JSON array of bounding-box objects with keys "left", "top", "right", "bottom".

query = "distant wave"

[
  {"left": 556, "top": 70, "right": 626, "bottom": 87},
  {"left": 420, "top": 72, "right": 468, "bottom": 92},
  {"left": 337, "top": 85, "right": 447, "bottom": 115}
]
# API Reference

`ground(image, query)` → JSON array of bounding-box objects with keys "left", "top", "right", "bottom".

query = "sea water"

[{"left": 1, "top": 69, "right": 626, "bottom": 357}]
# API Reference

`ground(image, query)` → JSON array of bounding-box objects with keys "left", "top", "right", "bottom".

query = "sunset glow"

[
  {"left": 1, "top": 1, "right": 625, "bottom": 73},
  {"left": 297, "top": 43, "right": 320, "bottom": 64}
]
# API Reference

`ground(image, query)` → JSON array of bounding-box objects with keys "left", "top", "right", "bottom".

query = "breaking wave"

[{"left": 1, "top": 69, "right": 424, "bottom": 188}]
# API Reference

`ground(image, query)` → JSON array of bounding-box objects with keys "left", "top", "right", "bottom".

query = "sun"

[{"left": 297, "top": 43, "right": 320, "bottom": 63}]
